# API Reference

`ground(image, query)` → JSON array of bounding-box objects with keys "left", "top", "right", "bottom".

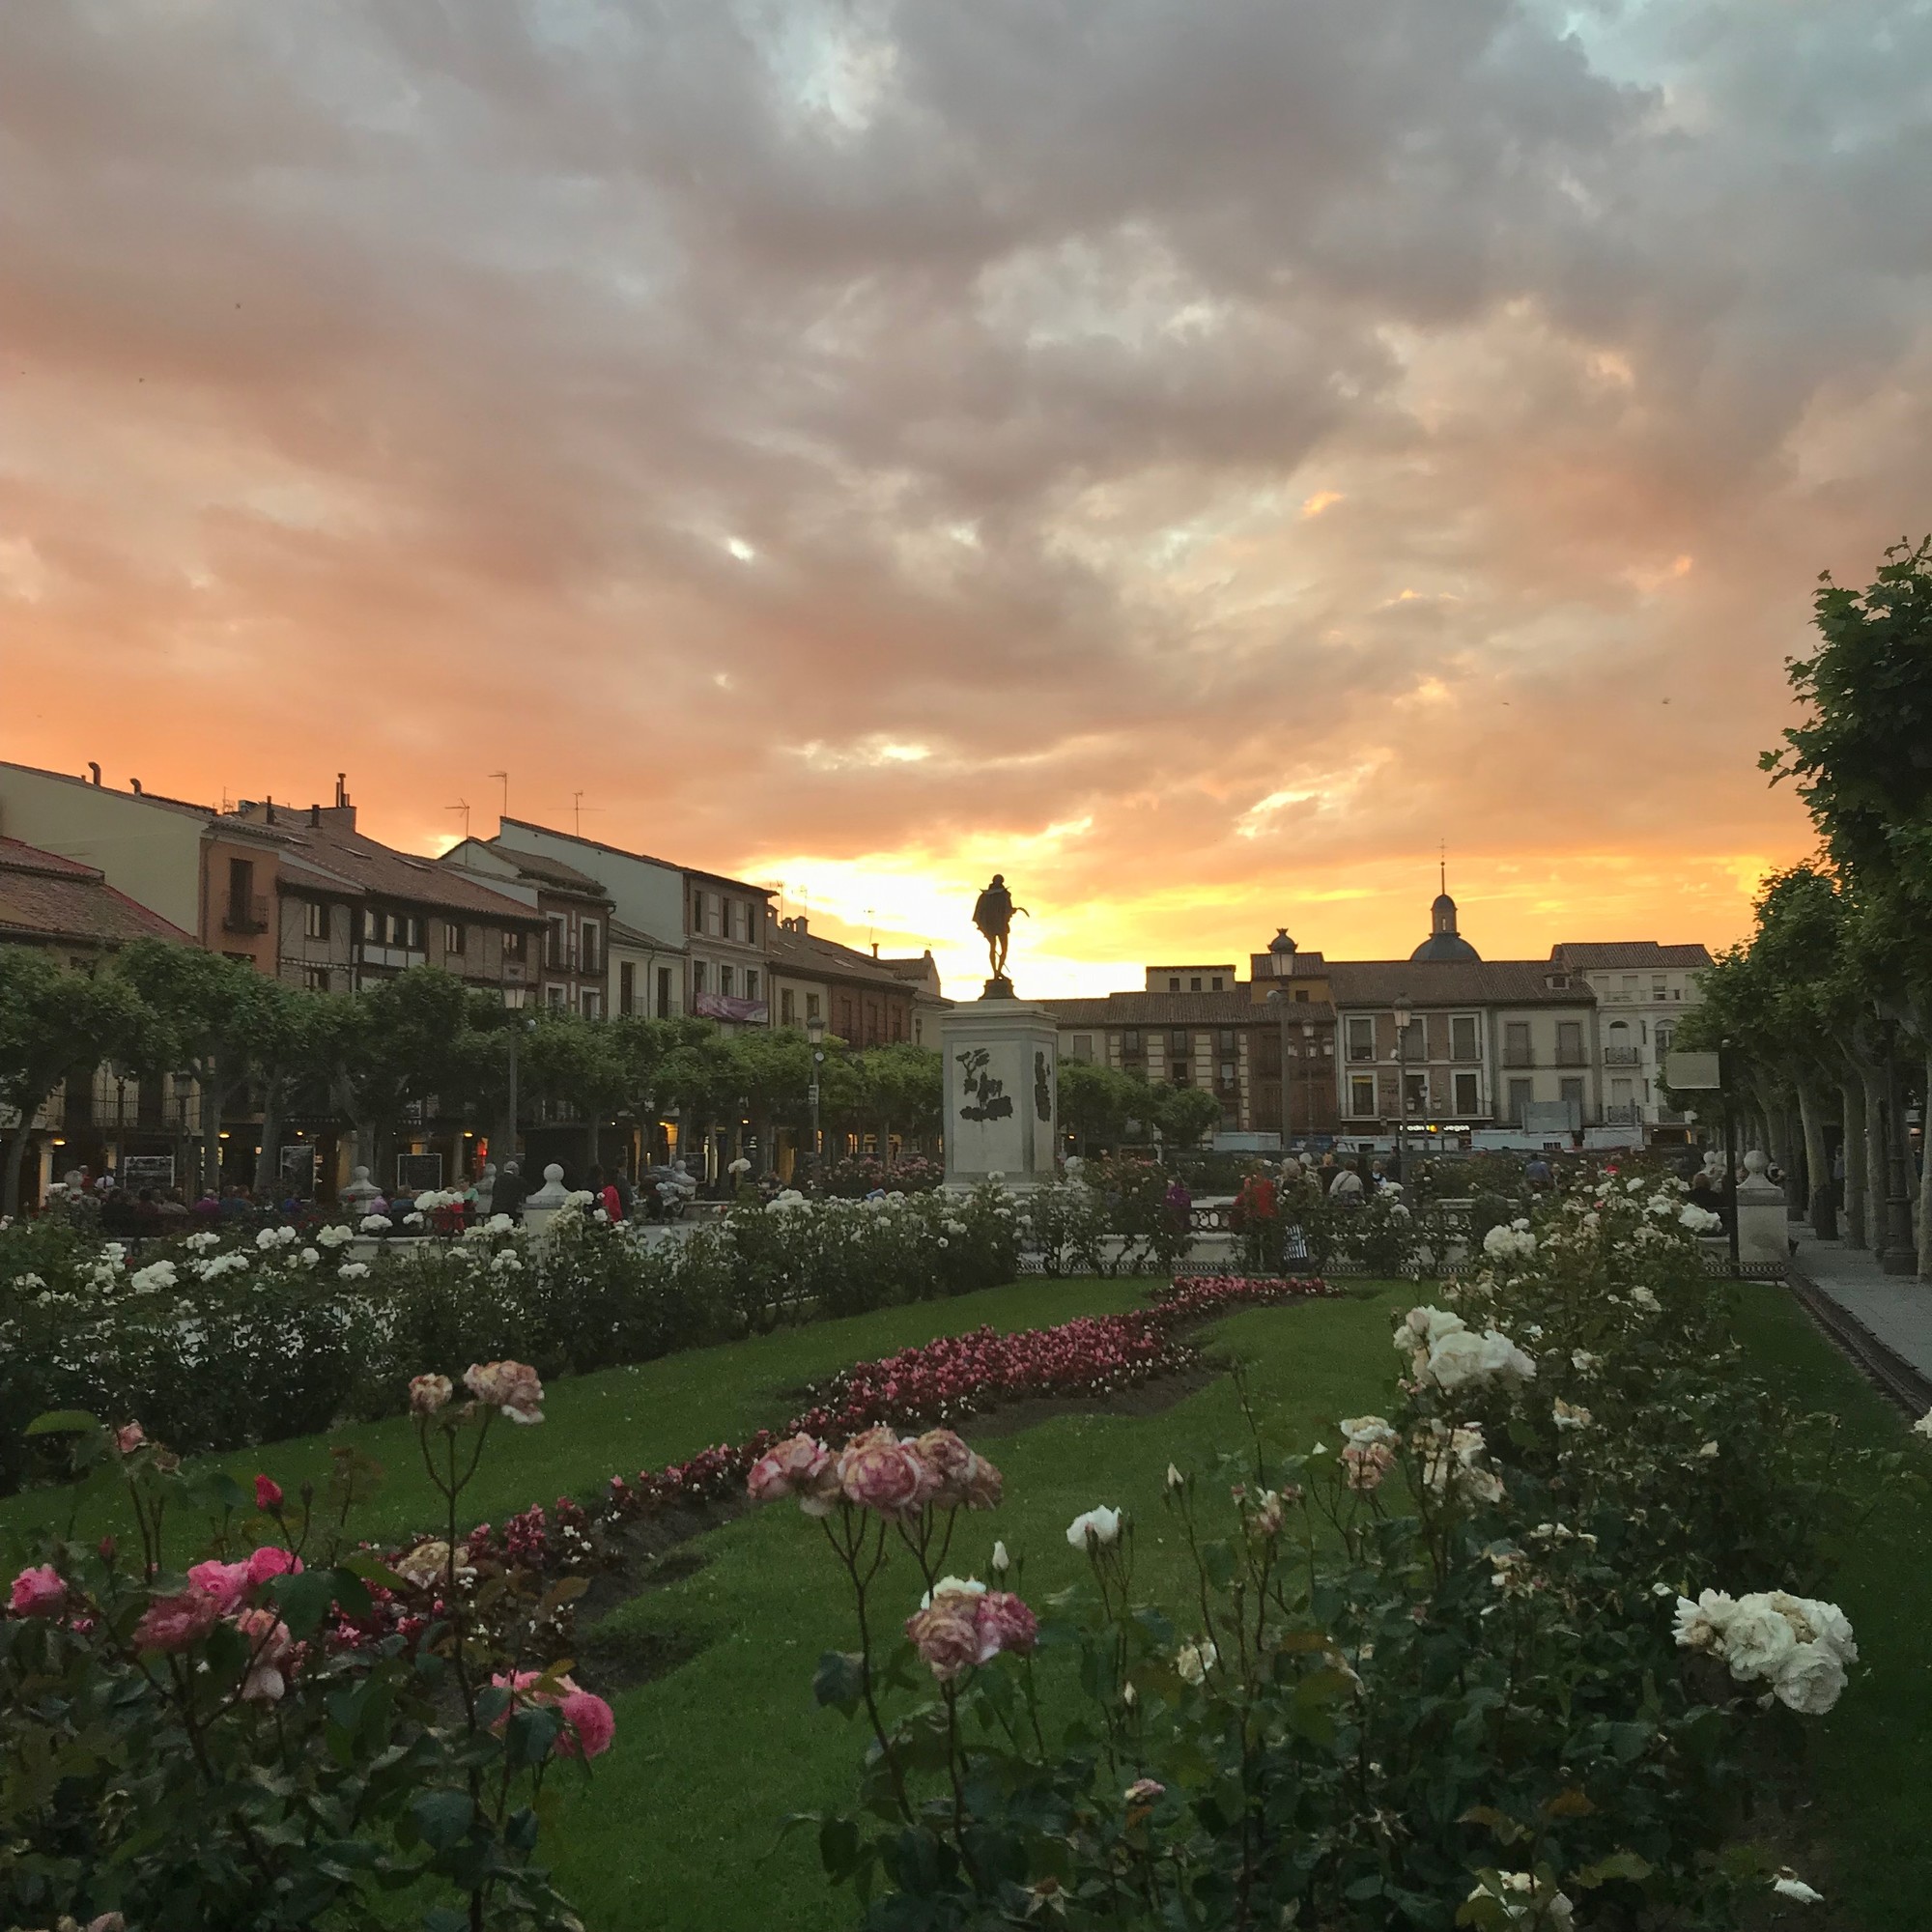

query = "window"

[
  {"left": 1293, "top": 987, "right": 1309, "bottom": 1002},
  {"left": 504, "top": 929, "right": 526, "bottom": 960},
  {"left": 745, "top": 970, "right": 758, "bottom": 1001},
  {"left": 1404, "top": 1071, "right": 1427, "bottom": 1113},
  {"left": 1069, "top": 1034, "right": 1094, "bottom": 1062},
  {"left": 504, "top": 986, "right": 528, "bottom": 1009},
  {"left": 721, "top": 964, "right": 734, "bottom": 996},
  {"left": 1218, "top": 1029, "right": 1236, "bottom": 1051},
  {"left": 1656, "top": 1022, "right": 1674, "bottom": 1056},
  {"left": 444, "top": 923, "right": 466, "bottom": 955},
  {"left": 1508, "top": 1077, "right": 1533, "bottom": 1124},
  {"left": 1347, "top": 1015, "right": 1376, "bottom": 1062},
  {"left": 1190, "top": 976, "right": 1202, "bottom": 992},
  {"left": 1652, "top": 975, "right": 1667, "bottom": 999},
  {"left": 302, "top": 966, "right": 331, "bottom": 993},
  {"left": 691, "top": 960, "right": 706, "bottom": 995},
  {"left": 656, "top": 966, "right": 672, "bottom": 1017},
  {"left": 620, "top": 962, "right": 637, "bottom": 1015},
  {"left": 1559, "top": 1076, "right": 1585, "bottom": 1108},
  {"left": 1211, "top": 976, "right": 1224, "bottom": 991},
  {"left": 1504, "top": 1021, "right": 1533, "bottom": 1066},
  {"left": 1168, "top": 976, "right": 1180, "bottom": 992},
  {"left": 730, "top": 899, "right": 749, "bottom": 944},
  {"left": 806, "top": 991, "right": 822, "bottom": 1021},
  {"left": 1454, "top": 1070, "right": 1480, "bottom": 1115},
  {"left": 303, "top": 900, "right": 328, "bottom": 941},
  {"left": 1556, "top": 1021, "right": 1583, "bottom": 1064},
  {"left": 226, "top": 857, "right": 255, "bottom": 929},
  {"left": 1450, "top": 1014, "right": 1478, "bottom": 1061},
  {"left": 704, "top": 893, "right": 722, "bottom": 938},
  {"left": 1350, "top": 1074, "right": 1377, "bottom": 1117},
  {"left": 781, "top": 987, "right": 795, "bottom": 1025},
  {"left": 1122, "top": 1029, "right": 1143, "bottom": 1057},
  {"left": 580, "top": 922, "right": 601, "bottom": 973},
  {"left": 547, "top": 917, "right": 567, "bottom": 971},
  {"left": 1398, "top": 1016, "right": 1424, "bottom": 1059},
  {"left": 1622, "top": 975, "right": 1637, "bottom": 990},
  {"left": 546, "top": 984, "right": 566, "bottom": 1009},
  {"left": 582, "top": 988, "right": 602, "bottom": 1019},
  {"left": 1218, "top": 1061, "right": 1236, "bottom": 1090},
  {"left": 1170, "top": 1029, "right": 1189, "bottom": 1058},
  {"left": 361, "top": 907, "right": 382, "bottom": 943}
]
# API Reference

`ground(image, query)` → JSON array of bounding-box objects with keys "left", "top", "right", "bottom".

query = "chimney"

[
  {"left": 129, "top": 778, "right": 143, "bottom": 794},
  {"left": 871, "top": 941, "right": 879, "bottom": 957},
  {"left": 87, "top": 762, "right": 101, "bottom": 785},
  {"left": 310, "top": 804, "right": 322, "bottom": 827},
  {"left": 265, "top": 795, "right": 276, "bottom": 825},
  {"left": 334, "top": 773, "right": 348, "bottom": 808}
]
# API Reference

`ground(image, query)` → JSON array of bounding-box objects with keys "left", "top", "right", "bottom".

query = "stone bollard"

[
  {"left": 1734, "top": 1150, "right": 1789, "bottom": 1268},
  {"left": 522, "top": 1163, "right": 569, "bottom": 1238},
  {"left": 341, "top": 1165, "right": 383, "bottom": 1217}
]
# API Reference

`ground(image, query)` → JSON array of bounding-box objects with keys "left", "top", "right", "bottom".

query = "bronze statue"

[{"left": 972, "top": 873, "right": 1028, "bottom": 981}]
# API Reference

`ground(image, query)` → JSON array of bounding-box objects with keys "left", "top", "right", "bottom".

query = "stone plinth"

[
  {"left": 1734, "top": 1149, "right": 1788, "bottom": 1267},
  {"left": 523, "top": 1163, "right": 569, "bottom": 1237},
  {"left": 941, "top": 995, "right": 1058, "bottom": 1192}
]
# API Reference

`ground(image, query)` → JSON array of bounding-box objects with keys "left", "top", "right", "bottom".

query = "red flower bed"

[{"left": 327, "top": 1275, "right": 1337, "bottom": 1650}]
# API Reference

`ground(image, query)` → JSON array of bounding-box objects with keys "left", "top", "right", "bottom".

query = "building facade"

[
  {"left": 1548, "top": 941, "right": 1713, "bottom": 1133},
  {"left": 770, "top": 917, "right": 917, "bottom": 1045}
]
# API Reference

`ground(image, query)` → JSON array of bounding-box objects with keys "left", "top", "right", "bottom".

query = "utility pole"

[{"left": 489, "top": 771, "right": 509, "bottom": 830}]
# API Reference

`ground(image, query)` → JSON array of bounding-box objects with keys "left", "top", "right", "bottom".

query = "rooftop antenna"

[
  {"left": 447, "top": 800, "right": 470, "bottom": 841},
  {"left": 488, "top": 771, "right": 509, "bottom": 829},
  {"left": 1439, "top": 842, "right": 1446, "bottom": 895},
  {"left": 573, "top": 790, "right": 584, "bottom": 836}
]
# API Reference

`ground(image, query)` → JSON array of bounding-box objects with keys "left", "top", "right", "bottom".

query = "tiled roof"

[
  {"left": 1046, "top": 990, "right": 1337, "bottom": 1026},
  {"left": 223, "top": 815, "right": 546, "bottom": 923},
  {"left": 770, "top": 924, "right": 909, "bottom": 990},
  {"left": 0, "top": 838, "right": 194, "bottom": 947},
  {"left": 1549, "top": 941, "right": 1714, "bottom": 970},
  {"left": 609, "top": 917, "right": 685, "bottom": 952},
  {"left": 1324, "top": 960, "right": 1595, "bottom": 1007},
  {"left": 483, "top": 841, "right": 611, "bottom": 895},
  {"left": 498, "top": 817, "right": 771, "bottom": 896}
]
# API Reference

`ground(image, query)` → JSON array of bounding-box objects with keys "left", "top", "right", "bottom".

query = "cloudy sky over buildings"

[{"left": 4, "top": 0, "right": 1927, "bottom": 991}]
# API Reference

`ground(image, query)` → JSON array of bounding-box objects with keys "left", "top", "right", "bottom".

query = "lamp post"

[
  {"left": 1393, "top": 996, "right": 1414, "bottom": 1179},
  {"left": 1265, "top": 989, "right": 1293, "bottom": 1154},
  {"left": 806, "top": 1012, "right": 826, "bottom": 1178}
]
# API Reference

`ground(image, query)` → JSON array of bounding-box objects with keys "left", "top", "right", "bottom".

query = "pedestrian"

[
  {"left": 1329, "top": 1165, "right": 1364, "bottom": 1202},
  {"left": 493, "top": 1159, "right": 527, "bottom": 1223}
]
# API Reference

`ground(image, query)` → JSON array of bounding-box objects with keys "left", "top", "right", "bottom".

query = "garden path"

[{"left": 1788, "top": 1233, "right": 1932, "bottom": 1406}]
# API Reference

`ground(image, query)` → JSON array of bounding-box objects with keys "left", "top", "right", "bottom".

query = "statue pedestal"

[{"left": 941, "top": 994, "right": 1058, "bottom": 1193}]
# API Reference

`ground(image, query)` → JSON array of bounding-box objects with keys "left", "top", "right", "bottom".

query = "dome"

[
  {"left": 1410, "top": 885, "right": 1480, "bottom": 962},
  {"left": 1268, "top": 927, "right": 1296, "bottom": 955}
]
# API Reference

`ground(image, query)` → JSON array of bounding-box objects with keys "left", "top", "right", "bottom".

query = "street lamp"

[
  {"left": 806, "top": 1012, "right": 827, "bottom": 1174},
  {"left": 1265, "top": 989, "right": 1293, "bottom": 1154},
  {"left": 1392, "top": 995, "right": 1414, "bottom": 1179}
]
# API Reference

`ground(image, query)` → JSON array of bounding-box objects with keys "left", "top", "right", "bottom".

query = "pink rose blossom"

[
  {"left": 905, "top": 1598, "right": 982, "bottom": 1682},
  {"left": 410, "top": 1374, "right": 454, "bottom": 1415},
  {"left": 975, "top": 1590, "right": 1037, "bottom": 1662},
  {"left": 9, "top": 1564, "right": 65, "bottom": 1618},
  {"left": 554, "top": 1688, "right": 617, "bottom": 1758},
  {"left": 837, "top": 1427, "right": 934, "bottom": 1518},
  {"left": 186, "top": 1559, "right": 252, "bottom": 1612},
  {"left": 133, "top": 1587, "right": 222, "bottom": 1653},
  {"left": 747, "top": 1434, "right": 833, "bottom": 1506},
  {"left": 464, "top": 1360, "right": 544, "bottom": 1425},
  {"left": 254, "top": 1474, "right": 284, "bottom": 1512},
  {"left": 235, "top": 1605, "right": 295, "bottom": 1702},
  {"left": 114, "top": 1422, "right": 146, "bottom": 1456},
  {"left": 1124, "top": 1777, "right": 1165, "bottom": 1806},
  {"left": 244, "top": 1546, "right": 301, "bottom": 1589}
]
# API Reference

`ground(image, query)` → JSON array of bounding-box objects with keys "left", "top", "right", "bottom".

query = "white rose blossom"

[{"left": 1066, "top": 1506, "right": 1122, "bottom": 1550}]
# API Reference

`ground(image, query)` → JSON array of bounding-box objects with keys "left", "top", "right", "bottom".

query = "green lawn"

[
  {"left": 1724, "top": 1283, "right": 1932, "bottom": 1932},
  {"left": 0, "top": 1278, "right": 1151, "bottom": 1558},
  {"left": 541, "top": 1286, "right": 1405, "bottom": 1932}
]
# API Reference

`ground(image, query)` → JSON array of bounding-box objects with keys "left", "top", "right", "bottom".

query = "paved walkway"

[{"left": 1788, "top": 1233, "right": 1932, "bottom": 1405}]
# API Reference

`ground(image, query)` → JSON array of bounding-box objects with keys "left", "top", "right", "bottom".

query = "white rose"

[
  {"left": 1680, "top": 1204, "right": 1722, "bottom": 1234},
  {"left": 359, "top": 1214, "right": 391, "bottom": 1234},
  {"left": 317, "top": 1223, "right": 353, "bottom": 1248},
  {"left": 1066, "top": 1506, "right": 1122, "bottom": 1549},
  {"left": 1175, "top": 1639, "right": 1218, "bottom": 1686},
  {"left": 1672, "top": 1589, "right": 1737, "bottom": 1654},
  {"left": 1340, "top": 1415, "right": 1397, "bottom": 1449},
  {"left": 1631, "top": 1285, "right": 1661, "bottom": 1311},
  {"left": 337, "top": 1262, "right": 371, "bottom": 1280},
  {"left": 1772, "top": 1640, "right": 1847, "bottom": 1716},
  {"left": 1772, "top": 1876, "right": 1824, "bottom": 1903},
  {"left": 1721, "top": 1594, "right": 1800, "bottom": 1682}
]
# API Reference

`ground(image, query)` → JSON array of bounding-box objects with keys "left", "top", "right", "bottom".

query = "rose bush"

[
  {"left": 0, "top": 1365, "right": 608, "bottom": 1931},
  {"left": 760, "top": 1168, "right": 1909, "bottom": 1930}
]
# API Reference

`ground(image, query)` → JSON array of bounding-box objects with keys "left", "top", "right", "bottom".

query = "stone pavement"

[{"left": 1787, "top": 1233, "right": 1932, "bottom": 1409}]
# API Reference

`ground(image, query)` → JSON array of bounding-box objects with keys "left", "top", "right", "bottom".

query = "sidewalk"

[{"left": 1787, "top": 1233, "right": 1932, "bottom": 1408}]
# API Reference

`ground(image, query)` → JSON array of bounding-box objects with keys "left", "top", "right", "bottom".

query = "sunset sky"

[{"left": 5, "top": 1, "right": 1924, "bottom": 997}]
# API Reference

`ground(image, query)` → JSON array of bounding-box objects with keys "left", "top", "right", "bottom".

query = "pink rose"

[
  {"left": 254, "top": 1474, "right": 284, "bottom": 1512},
  {"left": 962, "top": 1453, "right": 1005, "bottom": 1510},
  {"left": 244, "top": 1546, "right": 301, "bottom": 1588},
  {"left": 235, "top": 1605, "right": 295, "bottom": 1702},
  {"left": 838, "top": 1427, "right": 936, "bottom": 1518},
  {"left": 905, "top": 1599, "right": 982, "bottom": 1682},
  {"left": 9, "top": 1564, "right": 65, "bottom": 1618},
  {"left": 747, "top": 1433, "right": 832, "bottom": 1505},
  {"left": 464, "top": 1360, "right": 544, "bottom": 1425},
  {"left": 114, "top": 1422, "right": 146, "bottom": 1456},
  {"left": 975, "top": 1590, "right": 1037, "bottom": 1662},
  {"left": 410, "top": 1374, "right": 454, "bottom": 1416},
  {"left": 554, "top": 1687, "right": 616, "bottom": 1759},
  {"left": 1124, "top": 1777, "right": 1164, "bottom": 1808},
  {"left": 186, "top": 1559, "right": 252, "bottom": 1612},
  {"left": 133, "top": 1587, "right": 222, "bottom": 1653},
  {"left": 913, "top": 1429, "right": 978, "bottom": 1504},
  {"left": 1342, "top": 1441, "right": 1395, "bottom": 1493}
]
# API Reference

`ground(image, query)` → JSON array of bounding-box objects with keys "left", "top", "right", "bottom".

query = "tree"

[
  {"left": 0, "top": 949, "right": 164, "bottom": 1214},
  {"left": 1148, "top": 1082, "right": 1222, "bottom": 1150},
  {"left": 853, "top": 1043, "right": 942, "bottom": 1161},
  {"left": 249, "top": 982, "right": 357, "bottom": 1198},
  {"left": 333, "top": 968, "right": 487, "bottom": 1183},
  {"left": 519, "top": 1011, "right": 634, "bottom": 1169},
  {"left": 113, "top": 941, "right": 284, "bottom": 1194},
  {"left": 1058, "top": 1061, "right": 1144, "bottom": 1154}
]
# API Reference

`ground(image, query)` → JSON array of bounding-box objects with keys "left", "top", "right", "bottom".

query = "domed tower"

[{"left": 1409, "top": 862, "right": 1480, "bottom": 963}]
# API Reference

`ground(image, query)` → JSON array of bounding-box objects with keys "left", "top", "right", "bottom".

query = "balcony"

[
  {"left": 1604, "top": 1044, "right": 1640, "bottom": 1065},
  {"left": 222, "top": 893, "right": 270, "bottom": 935},
  {"left": 1604, "top": 1103, "right": 1640, "bottom": 1125},
  {"left": 1502, "top": 1047, "right": 1536, "bottom": 1067}
]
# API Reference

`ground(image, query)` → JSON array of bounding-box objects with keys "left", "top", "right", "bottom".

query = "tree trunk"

[
  {"left": 3, "top": 1121, "right": 36, "bottom": 1217},
  {"left": 1862, "top": 1065, "right": 1893, "bottom": 1264},
  {"left": 201, "top": 1065, "right": 226, "bottom": 1197},
  {"left": 254, "top": 1085, "right": 282, "bottom": 1198},
  {"left": 1797, "top": 1080, "right": 1834, "bottom": 1238},
  {"left": 1841, "top": 1074, "right": 1867, "bottom": 1248},
  {"left": 1919, "top": 1043, "right": 1932, "bottom": 1279}
]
